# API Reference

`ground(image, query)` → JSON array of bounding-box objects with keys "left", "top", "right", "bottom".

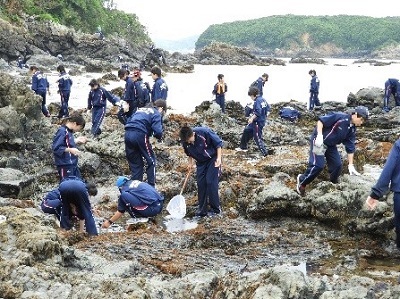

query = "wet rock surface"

[{"left": 0, "top": 71, "right": 400, "bottom": 298}]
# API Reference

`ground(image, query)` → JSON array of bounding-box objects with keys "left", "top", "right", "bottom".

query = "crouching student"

[
  {"left": 101, "top": 177, "right": 164, "bottom": 228},
  {"left": 59, "top": 177, "right": 98, "bottom": 236},
  {"left": 41, "top": 180, "right": 98, "bottom": 224}
]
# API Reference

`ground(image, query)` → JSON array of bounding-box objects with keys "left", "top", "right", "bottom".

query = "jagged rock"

[{"left": 0, "top": 168, "right": 34, "bottom": 198}]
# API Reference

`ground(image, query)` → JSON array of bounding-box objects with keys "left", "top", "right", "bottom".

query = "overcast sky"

[{"left": 113, "top": 0, "right": 398, "bottom": 40}]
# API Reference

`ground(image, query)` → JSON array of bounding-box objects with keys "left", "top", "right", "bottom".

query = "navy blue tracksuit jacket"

[
  {"left": 298, "top": 112, "right": 356, "bottom": 187},
  {"left": 52, "top": 125, "right": 81, "bottom": 180},
  {"left": 31, "top": 71, "right": 50, "bottom": 116},
  {"left": 181, "top": 127, "right": 223, "bottom": 216},
  {"left": 151, "top": 77, "right": 168, "bottom": 102},
  {"left": 122, "top": 77, "right": 137, "bottom": 116},
  {"left": 57, "top": 72, "right": 73, "bottom": 118},
  {"left": 309, "top": 75, "right": 321, "bottom": 110},
  {"left": 87, "top": 86, "right": 120, "bottom": 136},
  {"left": 383, "top": 78, "right": 400, "bottom": 111},
  {"left": 253, "top": 77, "right": 265, "bottom": 97},
  {"left": 124, "top": 106, "right": 163, "bottom": 186},
  {"left": 117, "top": 180, "right": 164, "bottom": 218},
  {"left": 240, "top": 95, "right": 271, "bottom": 156},
  {"left": 41, "top": 189, "right": 62, "bottom": 220}
]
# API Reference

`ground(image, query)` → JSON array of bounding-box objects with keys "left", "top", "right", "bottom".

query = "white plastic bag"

[{"left": 166, "top": 194, "right": 186, "bottom": 219}]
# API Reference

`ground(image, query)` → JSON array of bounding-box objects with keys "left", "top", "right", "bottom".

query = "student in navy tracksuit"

[
  {"left": 150, "top": 66, "right": 168, "bottom": 102},
  {"left": 87, "top": 79, "right": 120, "bottom": 137},
  {"left": 236, "top": 86, "right": 272, "bottom": 156},
  {"left": 123, "top": 99, "right": 167, "bottom": 186},
  {"left": 59, "top": 177, "right": 98, "bottom": 236},
  {"left": 296, "top": 106, "right": 369, "bottom": 196},
  {"left": 366, "top": 139, "right": 400, "bottom": 249},
  {"left": 308, "top": 69, "right": 321, "bottom": 111},
  {"left": 101, "top": 177, "right": 164, "bottom": 228},
  {"left": 29, "top": 65, "right": 50, "bottom": 117},
  {"left": 41, "top": 181, "right": 97, "bottom": 221},
  {"left": 52, "top": 114, "right": 87, "bottom": 181},
  {"left": 40, "top": 189, "right": 62, "bottom": 220},
  {"left": 179, "top": 125, "right": 223, "bottom": 217},
  {"left": 132, "top": 69, "right": 151, "bottom": 108},
  {"left": 56, "top": 65, "right": 73, "bottom": 119},
  {"left": 382, "top": 78, "right": 400, "bottom": 112},
  {"left": 251, "top": 73, "right": 269, "bottom": 97},
  {"left": 118, "top": 69, "right": 137, "bottom": 117},
  {"left": 212, "top": 74, "right": 228, "bottom": 113}
]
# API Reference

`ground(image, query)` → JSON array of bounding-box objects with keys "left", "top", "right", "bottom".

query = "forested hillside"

[
  {"left": 196, "top": 15, "right": 400, "bottom": 55},
  {"left": 0, "top": 0, "right": 150, "bottom": 44}
]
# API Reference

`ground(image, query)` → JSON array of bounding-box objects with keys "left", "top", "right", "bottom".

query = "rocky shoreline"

[{"left": 1, "top": 65, "right": 400, "bottom": 298}]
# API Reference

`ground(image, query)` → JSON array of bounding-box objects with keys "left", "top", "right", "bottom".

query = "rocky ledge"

[{"left": 1, "top": 72, "right": 400, "bottom": 298}]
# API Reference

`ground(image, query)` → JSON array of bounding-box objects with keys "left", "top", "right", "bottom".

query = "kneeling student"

[{"left": 102, "top": 177, "right": 164, "bottom": 228}]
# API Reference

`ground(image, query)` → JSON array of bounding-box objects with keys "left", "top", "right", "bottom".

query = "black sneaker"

[{"left": 296, "top": 174, "right": 306, "bottom": 196}]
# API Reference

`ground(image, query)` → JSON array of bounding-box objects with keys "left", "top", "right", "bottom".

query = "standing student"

[
  {"left": 29, "top": 65, "right": 50, "bottom": 117},
  {"left": 124, "top": 99, "right": 167, "bottom": 186},
  {"left": 382, "top": 78, "right": 400, "bottom": 113},
  {"left": 179, "top": 125, "right": 223, "bottom": 217},
  {"left": 87, "top": 79, "right": 120, "bottom": 138},
  {"left": 101, "top": 177, "right": 164, "bottom": 228},
  {"left": 236, "top": 86, "right": 272, "bottom": 156},
  {"left": 56, "top": 65, "right": 73, "bottom": 119},
  {"left": 59, "top": 177, "right": 98, "bottom": 236},
  {"left": 212, "top": 74, "right": 228, "bottom": 113},
  {"left": 296, "top": 106, "right": 369, "bottom": 197},
  {"left": 250, "top": 73, "right": 269, "bottom": 97},
  {"left": 132, "top": 69, "right": 151, "bottom": 108},
  {"left": 118, "top": 69, "right": 137, "bottom": 117},
  {"left": 52, "top": 113, "right": 87, "bottom": 181},
  {"left": 365, "top": 138, "right": 400, "bottom": 250},
  {"left": 150, "top": 66, "right": 168, "bottom": 102},
  {"left": 308, "top": 69, "right": 321, "bottom": 111}
]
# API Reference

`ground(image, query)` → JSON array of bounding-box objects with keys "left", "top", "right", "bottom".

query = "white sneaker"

[{"left": 235, "top": 147, "right": 248, "bottom": 152}]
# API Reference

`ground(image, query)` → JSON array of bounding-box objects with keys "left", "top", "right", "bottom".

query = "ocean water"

[{"left": 46, "top": 58, "right": 400, "bottom": 115}]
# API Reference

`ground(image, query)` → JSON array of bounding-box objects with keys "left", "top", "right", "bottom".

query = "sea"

[{"left": 45, "top": 58, "right": 400, "bottom": 115}]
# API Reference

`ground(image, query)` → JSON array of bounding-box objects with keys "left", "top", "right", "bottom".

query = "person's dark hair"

[
  {"left": 217, "top": 74, "right": 224, "bottom": 80},
  {"left": 85, "top": 182, "right": 98, "bottom": 196},
  {"left": 118, "top": 69, "right": 128, "bottom": 79},
  {"left": 89, "top": 79, "right": 99, "bottom": 87},
  {"left": 57, "top": 65, "right": 66, "bottom": 73},
  {"left": 309, "top": 69, "right": 316, "bottom": 75},
  {"left": 248, "top": 86, "right": 259, "bottom": 97},
  {"left": 29, "top": 65, "right": 38, "bottom": 71},
  {"left": 150, "top": 66, "right": 162, "bottom": 77},
  {"left": 154, "top": 99, "right": 167, "bottom": 112},
  {"left": 179, "top": 125, "right": 193, "bottom": 142},
  {"left": 262, "top": 73, "right": 269, "bottom": 80},
  {"left": 65, "top": 113, "right": 86, "bottom": 128}
]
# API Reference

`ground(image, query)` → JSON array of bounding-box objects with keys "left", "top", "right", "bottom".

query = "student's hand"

[
  {"left": 215, "top": 158, "right": 221, "bottom": 167},
  {"left": 348, "top": 164, "right": 360, "bottom": 176},
  {"left": 69, "top": 148, "right": 81, "bottom": 156},
  {"left": 76, "top": 136, "right": 87, "bottom": 144},
  {"left": 365, "top": 196, "right": 379, "bottom": 210},
  {"left": 101, "top": 219, "right": 111, "bottom": 228}
]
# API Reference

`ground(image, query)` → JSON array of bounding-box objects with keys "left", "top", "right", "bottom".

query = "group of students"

[
  {"left": 40, "top": 62, "right": 225, "bottom": 235},
  {"left": 36, "top": 63, "right": 400, "bottom": 250},
  {"left": 212, "top": 69, "right": 400, "bottom": 250}
]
